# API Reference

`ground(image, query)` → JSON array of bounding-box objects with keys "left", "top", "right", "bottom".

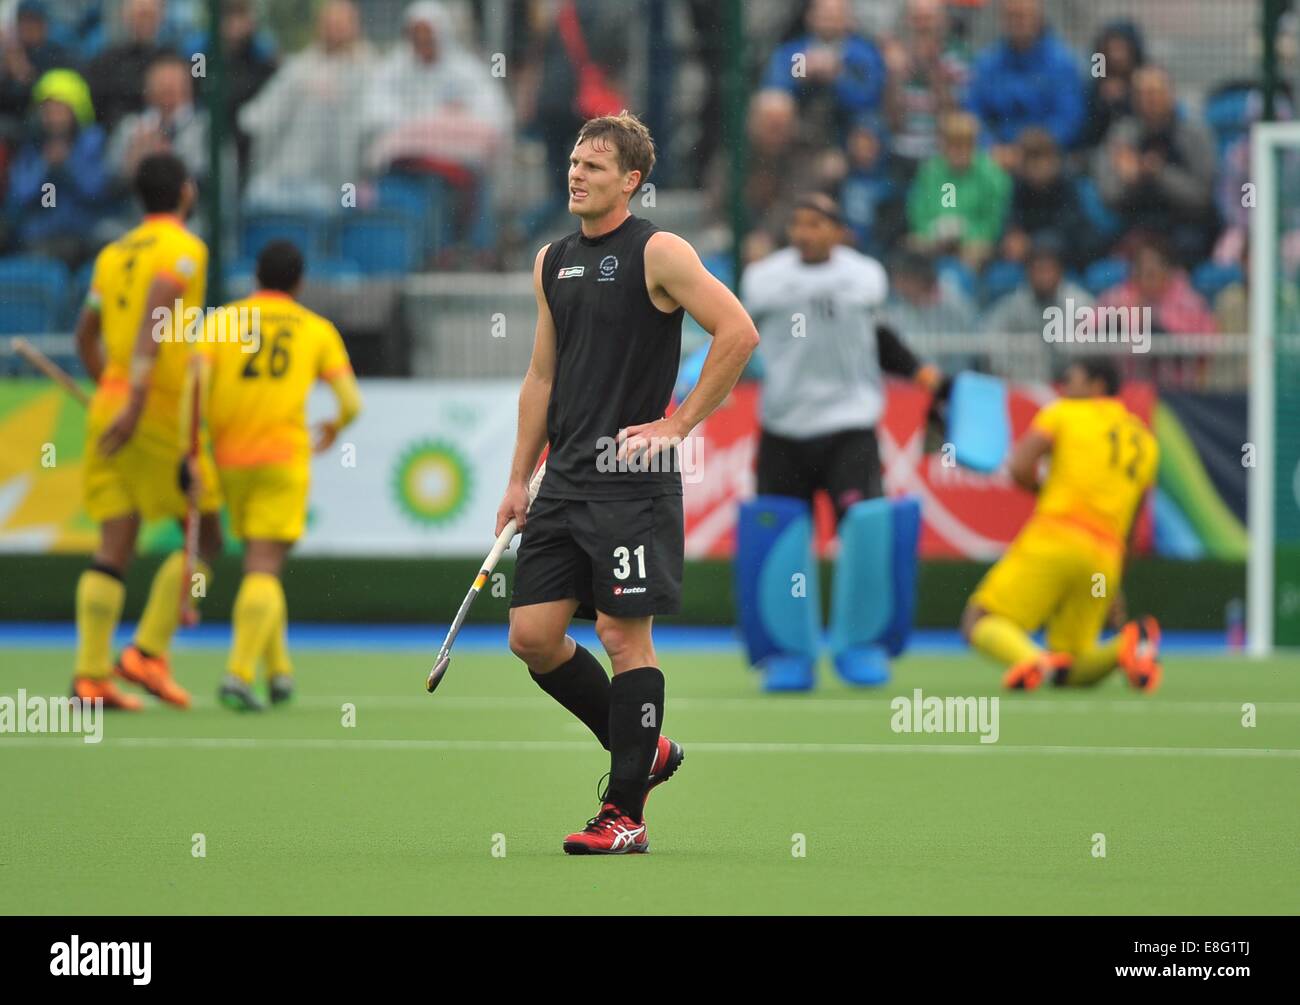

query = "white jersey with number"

[{"left": 741, "top": 245, "right": 889, "bottom": 439}]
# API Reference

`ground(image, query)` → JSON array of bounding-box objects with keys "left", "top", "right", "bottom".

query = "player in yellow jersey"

[
  {"left": 71, "top": 153, "right": 222, "bottom": 710},
  {"left": 200, "top": 240, "right": 362, "bottom": 711},
  {"left": 960, "top": 358, "right": 1164, "bottom": 692}
]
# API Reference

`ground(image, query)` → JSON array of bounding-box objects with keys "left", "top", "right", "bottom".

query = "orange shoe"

[
  {"left": 1002, "top": 652, "right": 1072, "bottom": 691},
  {"left": 72, "top": 675, "right": 144, "bottom": 711},
  {"left": 114, "top": 644, "right": 192, "bottom": 709},
  {"left": 1119, "top": 616, "right": 1162, "bottom": 693}
]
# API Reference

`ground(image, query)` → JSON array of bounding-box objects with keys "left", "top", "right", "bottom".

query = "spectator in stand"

[
  {"left": 361, "top": 1, "right": 511, "bottom": 254},
  {"left": 984, "top": 235, "right": 1092, "bottom": 334},
  {"left": 887, "top": 249, "right": 978, "bottom": 337},
  {"left": 1, "top": 1, "right": 75, "bottom": 129},
  {"left": 716, "top": 88, "right": 842, "bottom": 261},
  {"left": 3, "top": 68, "right": 110, "bottom": 266},
  {"left": 1097, "top": 236, "right": 1218, "bottom": 336},
  {"left": 906, "top": 110, "right": 1009, "bottom": 272},
  {"left": 107, "top": 53, "right": 207, "bottom": 188},
  {"left": 881, "top": 0, "right": 968, "bottom": 177},
  {"left": 1094, "top": 64, "right": 1219, "bottom": 267},
  {"left": 239, "top": 0, "right": 374, "bottom": 213},
  {"left": 1078, "top": 19, "right": 1146, "bottom": 151},
  {"left": 965, "top": 0, "right": 1084, "bottom": 171},
  {"left": 185, "top": 0, "right": 277, "bottom": 184},
  {"left": 84, "top": 0, "right": 177, "bottom": 132},
  {"left": 1000, "top": 128, "right": 1094, "bottom": 271},
  {"left": 838, "top": 114, "right": 908, "bottom": 258},
  {"left": 759, "top": 0, "right": 888, "bottom": 148}
]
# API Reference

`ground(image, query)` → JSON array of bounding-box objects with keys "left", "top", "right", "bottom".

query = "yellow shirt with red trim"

[
  {"left": 1029, "top": 397, "right": 1159, "bottom": 548},
  {"left": 202, "top": 291, "right": 352, "bottom": 469},
  {"left": 87, "top": 214, "right": 208, "bottom": 442}
]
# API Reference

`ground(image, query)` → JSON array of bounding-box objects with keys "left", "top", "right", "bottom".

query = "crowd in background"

[{"left": 0, "top": 0, "right": 1285, "bottom": 340}]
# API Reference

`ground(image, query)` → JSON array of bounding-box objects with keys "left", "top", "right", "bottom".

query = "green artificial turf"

[{"left": 1, "top": 648, "right": 1296, "bottom": 915}]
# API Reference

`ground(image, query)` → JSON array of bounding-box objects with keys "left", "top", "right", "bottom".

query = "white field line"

[
  {"left": 183, "top": 695, "right": 1300, "bottom": 715},
  {"left": 2, "top": 736, "right": 1297, "bottom": 759}
]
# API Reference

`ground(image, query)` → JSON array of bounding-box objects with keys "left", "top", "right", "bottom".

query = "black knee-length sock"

[
  {"left": 605, "top": 666, "right": 665, "bottom": 820},
  {"left": 530, "top": 643, "right": 611, "bottom": 749}
]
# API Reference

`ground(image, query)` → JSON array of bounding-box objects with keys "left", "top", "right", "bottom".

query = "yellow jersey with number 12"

[
  {"left": 1028, "top": 396, "right": 1159, "bottom": 549},
  {"left": 202, "top": 291, "right": 353, "bottom": 469}
]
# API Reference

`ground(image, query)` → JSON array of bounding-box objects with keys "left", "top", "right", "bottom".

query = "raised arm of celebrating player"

[
  {"left": 616, "top": 232, "right": 759, "bottom": 463},
  {"left": 497, "top": 244, "right": 557, "bottom": 536}
]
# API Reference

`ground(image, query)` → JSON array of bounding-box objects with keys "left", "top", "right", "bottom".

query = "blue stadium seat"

[
  {"left": 1074, "top": 176, "right": 1123, "bottom": 243},
  {"left": 1084, "top": 257, "right": 1130, "bottom": 296},
  {"left": 1191, "top": 260, "right": 1245, "bottom": 303},
  {"left": 980, "top": 260, "right": 1025, "bottom": 306},
  {"left": 935, "top": 255, "right": 976, "bottom": 300},
  {"left": 241, "top": 212, "right": 330, "bottom": 262},
  {"left": 375, "top": 173, "right": 449, "bottom": 255},
  {"left": 64, "top": 260, "right": 97, "bottom": 328},
  {"left": 335, "top": 212, "right": 420, "bottom": 275},
  {"left": 700, "top": 251, "right": 734, "bottom": 290},
  {"left": 0, "top": 257, "right": 70, "bottom": 334}
]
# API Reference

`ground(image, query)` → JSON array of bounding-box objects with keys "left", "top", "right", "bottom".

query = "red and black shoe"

[
  {"left": 562, "top": 803, "right": 649, "bottom": 856},
  {"left": 643, "top": 734, "right": 684, "bottom": 813}
]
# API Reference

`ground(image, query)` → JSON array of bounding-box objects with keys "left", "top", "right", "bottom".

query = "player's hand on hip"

[
  {"left": 495, "top": 481, "right": 530, "bottom": 537},
  {"left": 617, "top": 416, "right": 685, "bottom": 468},
  {"left": 98, "top": 402, "right": 143, "bottom": 456}
]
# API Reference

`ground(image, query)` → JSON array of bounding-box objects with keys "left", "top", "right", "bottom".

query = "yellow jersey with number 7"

[{"left": 1028, "top": 396, "right": 1159, "bottom": 548}]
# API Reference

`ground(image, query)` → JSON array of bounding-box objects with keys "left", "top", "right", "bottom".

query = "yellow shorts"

[
  {"left": 970, "top": 518, "right": 1123, "bottom": 656},
  {"left": 220, "top": 463, "right": 309, "bottom": 541},
  {"left": 83, "top": 419, "right": 221, "bottom": 523}
]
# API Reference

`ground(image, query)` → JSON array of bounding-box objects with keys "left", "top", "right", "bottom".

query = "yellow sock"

[
  {"left": 263, "top": 602, "right": 293, "bottom": 678},
  {"left": 969, "top": 614, "right": 1042, "bottom": 669},
  {"left": 75, "top": 568, "right": 125, "bottom": 678},
  {"left": 135, "top": 551, "right": 212, "bottom": 656},
  {"left": 229, "top": 573, "right": 285, "bottom": 684},
  {"left": 1061, "top": 637, "right": 1123, "bottom": 687}
]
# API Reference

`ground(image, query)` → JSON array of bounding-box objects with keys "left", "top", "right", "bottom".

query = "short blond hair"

[{"left": 575, "top": 110, "right": 656, "bottom": 188}]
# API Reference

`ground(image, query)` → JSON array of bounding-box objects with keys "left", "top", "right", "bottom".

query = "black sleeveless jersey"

[{"left": 539, "top": 215, "right": 685, "bottom": 499}]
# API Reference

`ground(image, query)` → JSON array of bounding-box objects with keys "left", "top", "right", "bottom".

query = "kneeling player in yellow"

[
  {"left": 72, "top": 153, "right": 222, "bottom": 710},
  {"left": 201, "top": 241, "right": 361, "bottom": 710},
  {"left": 960, "top": 358, "right": 1164, "bottom": 693}
]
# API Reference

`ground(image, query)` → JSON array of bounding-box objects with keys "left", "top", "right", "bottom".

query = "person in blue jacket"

[
  {"left": 760, "top": 0, "right": 888, "bottom": 147},
  {"left": 965, "top": 0, "right": 1085, "bottom": 170}
]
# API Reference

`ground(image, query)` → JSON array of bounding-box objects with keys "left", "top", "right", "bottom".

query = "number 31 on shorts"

[{"left": 613, "top": 545, "right": 647, "bottom": 580}]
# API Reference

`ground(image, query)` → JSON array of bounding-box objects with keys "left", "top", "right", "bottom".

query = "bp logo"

[{"left": 392, "top": 439, "right": 472, "bottom": 527}]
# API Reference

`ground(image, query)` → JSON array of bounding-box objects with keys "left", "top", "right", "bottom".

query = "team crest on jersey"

[
  {"left": 598, "top": 255, "right": 619, "bottom": 281},
  {"left": 557, "top": 266, "right": 585, "bottom": 279}
]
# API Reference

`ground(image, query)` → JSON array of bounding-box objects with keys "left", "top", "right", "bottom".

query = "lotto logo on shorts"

[{"left": 614, "top": 586, "right": 647, "bottom": 596}]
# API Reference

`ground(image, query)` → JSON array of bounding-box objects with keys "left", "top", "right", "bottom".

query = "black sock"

[
  {"left": 530, "top": 643, "right": 611, "bottom": 749},
  {"left": 605, "top": 666, "right": 665, "bottom": 821}
]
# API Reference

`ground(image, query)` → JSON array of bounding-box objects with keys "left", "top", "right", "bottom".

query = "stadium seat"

[
  {"left": 0, "top": 257, "right": 70, "bottom": 334},
  {"left": 375, "top": 173, "right": 450, "bottom": 255},
  {"left": 241, "top": 212, "right": 331, "bottom": 262},
  {"left": 700, "top": 251, "right": 735, "bottom": 290},
  {"left": 980, "top": 260, "right": 1025, "bottom": 306},
  {"left": 1191, "top": 260, "right": 1245, "bottom": 303},
  {"left": 1074, "top": 176, "right": 1123, "bottom": 244},
  {"left": 335, "top": 212, "right": 421, "bottom": 275},
  {"left": 935, "top": 256, "right": 976, "bottom": 300},
  {"left": 63, "top": 260, "right": 97, "bottom": 328},
  {"left": 1084, "top": 257, "right": 1130, "bottom": 296}
]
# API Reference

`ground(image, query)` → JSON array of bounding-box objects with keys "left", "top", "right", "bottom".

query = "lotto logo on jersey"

[
  {"left": 557, "top": 266, "right": 585, "bottom": 279},
  {"left": 614, "top": 586, "right": 647, "bottom": 596}
]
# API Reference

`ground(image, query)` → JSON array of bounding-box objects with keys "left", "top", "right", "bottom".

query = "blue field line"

[{"left": 0, "top": 621, "right": 1232, "bottom": 654}]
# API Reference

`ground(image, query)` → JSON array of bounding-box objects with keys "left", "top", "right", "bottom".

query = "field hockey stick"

[
  {"left": 425, "top": 460, "right": 547, "bottom": 695},
  {"left": 10, "top": 337, "right": 91, "bottom": 406},
  {"left": 178, "top": 355, "right": 203, "bottom": 627}
]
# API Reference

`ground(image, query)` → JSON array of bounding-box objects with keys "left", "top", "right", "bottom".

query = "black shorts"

[
  {"left": 756, "top": 426, "right": 883, "bottom": 522},
  {"left": 510, "top": 494, "right": 684, "bottom": 620}
]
